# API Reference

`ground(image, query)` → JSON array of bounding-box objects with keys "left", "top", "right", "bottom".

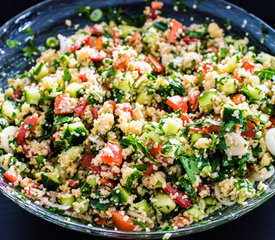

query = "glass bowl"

[{"left": 0, "top": 0, "right": 274, "bottom": 238}]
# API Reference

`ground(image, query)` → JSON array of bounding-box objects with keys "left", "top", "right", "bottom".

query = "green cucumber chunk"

[
  {"left": 24, "top": 87, "right": 41, "bottom": 105},
  {"left": 222, "top": 107, "right": 243, "bottom": 124},
  {"left": 198, "top": 90, "right": 217, "bottom": 112},
  {"left": 153, "top": 193, "right": 176, "bottom": 214},
  {"left": 41, "top": 172, "right": 60, "bottom": 191}
]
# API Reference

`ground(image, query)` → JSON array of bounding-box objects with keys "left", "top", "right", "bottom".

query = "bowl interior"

[{"left": 0, "top": 0, "right": 274, "bottom": 239}]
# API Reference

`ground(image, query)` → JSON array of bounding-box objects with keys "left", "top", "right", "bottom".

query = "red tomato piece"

[
  {"left": 114, "top": 53, "right": 130, "bottom": 69},
  {"left": 91, "top": 107, "right": 99, "bottom": 119},
  {"left": 82, "top": 152, "right": 95, "bottom": 167},
  {"left": 242, "top": 121, "right": 256, "bottom": 138},
  {"left": 128, "top": 32, "right": 141, "bottom": 47},
  {"left": 144, "top": 164, "right": 156, "bottom": 175},
  {"left": 180, "top": 113, "right": 190, "bottom": 126},
  {"left": 63, "top": 179, "right": 80, "bottom": 188},
  {"left": 111, "top": 211, "right": 135, "bottom": 231},
  {"left": 146, "top": 54, "right": 164, "bottom": 73},
  {"left": 182, "top": 35, "right": 199, "bottom": 44},
  {"left": 163, "top": 182, "right": 192, "bottom": 209},
  {"left": 54, "top": 93, "right": 76, "bottom": 115},
  {"left": 70, "top": 45, "right": 79, "bottom": 53},
  {"left": 90, "top": 26, "right": 100, "bottom": 35},
  {"left": 146, "top": 141, "right": 162, "bottom": 158},
  {"left": 78, "top": 73, "right": 88, "bottom": 82},
  {"left": 90, "top": 164, "right": 102, "bottom": 174},
  {"left": 168, "top": 19, "right": 183, "bottom": 44},
  {"left": 243, "top": 61, "right": 255, "bottom": 73},
  {"left": 189, "top": 91, "right": 200, "bottom": 113},
  {"left": 112, "top": 28, "right": 118, "bottom": 47},
  {"left": 101, "top": 143, "right": 122, "bottom": 166},
  {"left": 151, "top": 1, "right": 163, "bottom": 9},
  {"left": 13, "top": 89, "right": 22, "bottom": 101},
  {"left": 16, "top": 116, "right": 38, "bottom": 144},
  {"left": 4, "top": 169, "right": 19, "bottom": 183},
  {"left": 109, "top": 100, "right": 116, "bottom": 110},
  {"left": 83, "top": 36, "right": 93, "bottom": 47},
  {"left": 89, "top": 55, "right": 102, "bottom": 61},
  {"left": 94, "top": 36, "right": 104, "bottom": 50},
  {"left": 202, "top": 63, "right": 215, "bottom": 74},
  {"left": 268, "top": 116, "right": 275, "bottom": 129},
  {"left": 230, "top": 93, "right": 245, "bottom": 105},
  {"left": 167, "top": 95, "right": 188, "bottom": 113},
  {"left": 75, "top": 97, "right": 89, "bottom": 117}
]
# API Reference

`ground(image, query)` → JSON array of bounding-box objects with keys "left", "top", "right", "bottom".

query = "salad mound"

[{"left": 1, "top": 1, "right": 275, "bottom": 231}]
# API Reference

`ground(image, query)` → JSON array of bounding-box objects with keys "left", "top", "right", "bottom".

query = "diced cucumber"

[
  {"left": 152, "top": 193, "right": 176, "bottom": 214},
  {"left": 246, "top": 84, "right": 266, "bottom": 101},
  {"left": 191, "top": 133, "right": 203, "bottom": 144},
  {"left": 63, "top": 122, "right": 88, "bottom": 145},
  {"left": 60, "top": 55, "right": 70, "bottom": 66},
  {"left": 1, "top": 101, "right": 19, "bottom": 122},
  {"left": 204, "top": 196, "right": 214, "bottom": 206},
  {"left": 198, "top": 90, "right": 216, "bottom": 112},
  {"left": 217, "top": 78, "right": 237, "bottom": 95},
  {"left": 41, "top": 172, "right": 60, "bottom": 191},
  {"left": 65, "top": 82, "right": 84, "bottom": 98},
  {"left": 24, "top": 87, "right": 41, "bottom": 105},
  {"left": 186, "top": 207, "right": 204, "bottom": 220},
  {"left": 201, "top": 165, "right": 212, "bottom": 176},
  {"left": 87, "top": 175, "right": 98, "bottom": 187},
  {"left": 76, "top": 198, "right": 89, "bottom": 212},
  {"left": 224, "top": 55, "right": 239, "bottom": 73},
  {"left": 223, "top": 107, "right": 243, "bottom": 124},
  {"left": 162, "top": 118, "right": 182, "bottom": 134},
  {"left": 60, "top": 195, "right": 75, "bottom": 207},
  {"left": 136, "top": 199, "right": 154, "bottom": 217},
  {"left": 119, "top": 25, "right": 140, "bottom": 38},
  {"left": 112, "top": 75, "right": 132, "bottom": 93},
  {"left": 112, "top": 187, "right": 130, "bottom": 204},
  {"left": 41, "top": 77, "right": 59, "bottom": 90},
  {"left": 136, "top": 82, "right": 154, "bottom": 105},
  {"left": 61, "top": 146, "right": 84, "bottom": 162},
  {"left": 256, "top": 52, "right": 275, "bottom": 68},
  {"left": 32, "top": 62, "right": 49, "bottom": 80}
]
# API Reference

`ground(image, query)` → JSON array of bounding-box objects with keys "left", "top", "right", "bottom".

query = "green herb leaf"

[
  {"left": 6, "top": 39, "right": 19, "bottom": 48},
  {"left": 62, "top": 67, "right": 72, "bottom": 84},
  {"left": 255, "top": 68, "right": 275, "bottom": 81},
  {"left": 131, "top": 164, "right": 148, "bottom": 171},
  {"left": 179, "top": 156, "right": 200, "bottom": 183},
  {"left": 125, "top": 170, "right": 142, "bottom": 191},
  {"left": 179, "top": 176, "right": 196, "bottom": 198}
]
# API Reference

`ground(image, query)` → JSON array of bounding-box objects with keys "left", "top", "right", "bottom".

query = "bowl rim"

[{"left": 0, "top": 0, "right": 274, "bottom": 238}]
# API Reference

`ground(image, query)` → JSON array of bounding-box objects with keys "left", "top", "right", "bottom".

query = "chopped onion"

[
  {"left": 225, "top": 133, "right": 248, "bottom": 156},
  {"left": 214, "top": 184, "right": 235, "bottom": 206},
  {"left": 265, "top": 128, "right": 275, "bottom": 156},
  {"left": 0, "top": 126, "right": 18, "bottom": 153},
  {"left": 251, "top": 165, "right": 274, "bottom": 182}
]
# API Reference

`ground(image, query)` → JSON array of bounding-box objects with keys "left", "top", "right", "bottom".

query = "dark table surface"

[{"left": 0, "top": 1, "right": 274, "bottom": 240}]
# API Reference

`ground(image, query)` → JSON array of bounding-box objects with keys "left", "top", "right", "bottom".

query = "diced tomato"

[
  {"left": 182, "top": 35, "right": 199, "bottom": 44},
  {"left": 101, "top": 142, "right": 122, "bottom": 166},
  {"left": 202, "top": 63, "right": 215, "bottom": 74},
  {"left": 230, "top": 93, "right": 245, "bottom": 105},
  {"left": 13, "top": 89, "right": 22, "bottom": 101},
  {"left": 63, "top": 179, "right": 80, "bottom": 188},
  {"left": 180, "top": 113, "right": 190, "bottom": 126},
  {"left": 103, "top": 81, "right": 112, "bottom": 90},
  {"left": 75, "top": 97, "right": 89, "bottom": 116},
  {"left": 189, "top": 91, "right": 200, "bottom": 113},
  {"left": 146, "top": 141, "right": 162, "bottom": 158},
  {"left": 91, "top": 107, "right": 99, "bottom": 119},
  {"left": 111, "top": 210, "right": 135, "bottom": 231},
  {"left": 4, "top": 169, "right": 19, "bottom": 183},
  {"left": 163, "top": 182, "right": 192, "bottom": 209},
  {"left": 90, "top": 164, "right": 102, "bottom": 174},
  {"left": 109, "top": 100, "right": 116, "bottom": 110},
  {"left": 101, "top": 178, "right": 116, "bottom": 188},
  {"left": 190, "top": 116, "right": 222, "bottom": 134},
  {"left": 243, "top": 61, "right": 255, "bottom": 74},
  {"left": 268, "top": 116, "right": 275, "bottom": 129},
  {"left": 128, "top": 32, "right": 141, "bottom": 47},
  {"left": 89, "top": 55, "right": 102, "bottom": 61},
  {"left": 114, "top": 53, "right": 130, "bottom": 69},
  {"left": 70, "top": 45, "right": 79, "bottom": 53},
  {"left": 116, "top": 103, "right": 133, "bottom": 117},
  {"left": 242, "top": 121, "right": 256, "bottom": 138},
  {"left": 167, "top": 95, "right": 188, "bottom": 113},
  {"left": 94, "top": 36, "right": 104, "bottom": 50},
  {"left": 151, "top": 1, "right": 163, "bottom": 9},
  {"left": 144, "top": 164, "right": 156, "bottom": 175},
  {"left": 78, "top": 73, "right": 88, "bottom": 82},
  {"left": 16, "top": 116, "right": 38, "bottom": 144},
  {"left": 95, "top": 217, "right": 106, "bottom": 226},
  {"left": 210, "top": 46, "right": 219, "bottom": 53},
  {"left": 168, "top": 19, "right": 182, "bottom": 44},
  {"left": 90, "top": 26, "right": 100, "bottom": 35},
  {"left": 83, "top": 36, "right": 93, "bottom": 47},
  {"left": 82, "top": 152, "right": 95, "bottom": 167},
  {"left": 146, "top": 54, "right": 164, "bottom": 73},
  {"left": 189, "top": 126, "right": 209, "bottom": 134},
  {"left": 54, "top": 93, "right": 76, "bottom": 115}
]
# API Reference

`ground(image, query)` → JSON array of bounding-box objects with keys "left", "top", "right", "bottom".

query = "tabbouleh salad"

[{"left": 1, "top": 1, "right": 275, "bottom": 232}]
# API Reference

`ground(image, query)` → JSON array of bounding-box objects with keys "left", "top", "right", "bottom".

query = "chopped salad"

[{"left": 1, "top": 1, "right": 275, "bottom": 232}]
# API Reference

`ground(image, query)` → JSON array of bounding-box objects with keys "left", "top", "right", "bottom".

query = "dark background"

[{"left": 0, "top": 1, "right": 274, "bottom": 240}]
